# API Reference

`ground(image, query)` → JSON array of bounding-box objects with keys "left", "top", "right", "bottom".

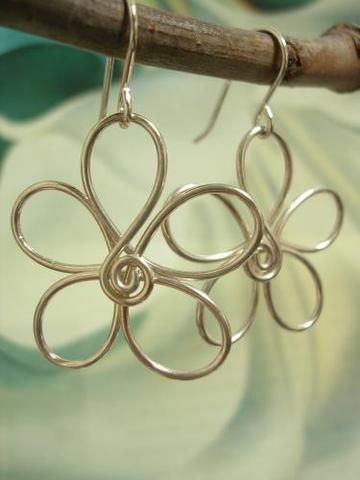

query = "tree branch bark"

[{"left": 1, "top": 0, "right": 360, "bottom": 92}]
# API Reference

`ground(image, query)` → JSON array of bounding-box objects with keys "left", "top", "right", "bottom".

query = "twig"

[{"left": 1, "top": 0, "right": 360, "bottom": 92}]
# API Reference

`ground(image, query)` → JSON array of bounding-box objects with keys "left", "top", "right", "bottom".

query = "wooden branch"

[{"left": 1, "top": 0, "right": 360, "bottom": 92}]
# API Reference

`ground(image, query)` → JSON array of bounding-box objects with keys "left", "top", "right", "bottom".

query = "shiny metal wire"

[
  {"left": 99, "top": 0, "right": 138, "bottom": 124},
  {"left": 193, "top": 28, "right": 288, "bottom": 142},
  {"left": 11, "top": 0, "right": 265, "bottom": 379},
  {"left": 253, "top": 27, "right": 288, "bottom": 137},
  {"left": 190, "top": 28, "right": 344, "bottom": 339}
]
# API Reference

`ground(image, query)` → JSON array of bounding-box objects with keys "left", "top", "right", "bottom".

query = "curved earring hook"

[
  {"left": 99, "top": 0, "right": 138, "bottom": 124},
  {"left": 193, "top": 28, "right": 289, "bottom": 143},
  {"left": 253, "top": 28, "right": 288, "bottom": 135},
  {"left": 193, "top": 80, "right": 231, "bottom": 144}
]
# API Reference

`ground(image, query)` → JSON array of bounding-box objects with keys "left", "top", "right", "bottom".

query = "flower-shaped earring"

[
  {"left": 235, "top": 143, "right": 343, "bottom": 333},
  {"left": 11, "top": 0, "right": 265, "bottom": 380},
  {"left": 164, "top": 28, "right": 344, "bottom": 343}
]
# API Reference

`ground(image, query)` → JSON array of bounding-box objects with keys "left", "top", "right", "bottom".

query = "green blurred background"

[{"left": 0, "top": 0, "right": 359, "bottom": 478}]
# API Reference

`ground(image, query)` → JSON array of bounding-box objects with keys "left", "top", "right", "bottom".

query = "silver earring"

[
  {"left": 178, "top": 28, "right": 344, "bottom": 339},
  {"left": 11, "top": 0, "right": 265, "bottom": 380}
]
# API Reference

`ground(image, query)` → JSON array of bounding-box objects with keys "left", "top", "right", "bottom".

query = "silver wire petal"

[
  {"left": 274, "top": 187, "right": 344, "bottom": 254},
  {"left": 81, "top": 111, "right": 168, "bottom": 251},
  {"left": 263, "top": 248, "right": 323, "bottom": 332},
  {"left": 120, "top": 274, "right": 232, "bottom": 380},
  {"left": 160, "top": 184, "right": 256, "bottom": 264},
  {"left": 236, "top": 125, "right": 293, "bottom": 225},
  {"left": 11, "top": 181, "right": 106, "bottom": 273},
  {"left": 137, "top": 183, "right": 264, "bottom": 281},
  {"left": 196, "top": 276, "right": 259, "bottom": 346},
  {"left": 33, "top": 270, "right": 122, "bottom": 368}
]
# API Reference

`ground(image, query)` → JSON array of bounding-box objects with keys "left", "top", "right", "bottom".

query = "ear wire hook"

[
  {"left": 253, "top": 28, "right": 288, "bottom": 136},
  {"left": 99, "top": 57, "right": 115, "bottom": 120},
  {"left": 99, "top": 0, "right": 138, "bottom": 126},
  {"left": 193, "top": 28, "right": 289, "bottom": 143},
  {"left": 193, "top": 80, "right": 231, "bottom": 144}
]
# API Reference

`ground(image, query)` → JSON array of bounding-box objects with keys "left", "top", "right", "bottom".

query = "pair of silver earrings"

[{"left": 10, "top": 0, "right": 344, "bottom": 381}]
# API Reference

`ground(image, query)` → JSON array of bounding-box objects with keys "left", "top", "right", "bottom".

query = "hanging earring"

[
  {"left": 11, "top": 0, "right": 265, "bottom": 379},
  {"left": 170, "top": 28, "right": 344, "bottom": 339}
]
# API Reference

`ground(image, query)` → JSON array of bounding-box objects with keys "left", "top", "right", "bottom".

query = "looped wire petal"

[
  {"left": 11, "top": 181, "right": 109, "bottom": 273},
  {"left": 34, "top": 271, "right": 122, "bottom": 368},
  {"left": 121, "top": 275, "right": 232, "bottom": 380},
  {"left": 196, "top": 276, "right": 259, "bottom": 346},
  {"left": 274, "top": 187, "right": 344, "bottom": 253},
  {"left": 88, "top": 112, "right": 167, "bottom": 303},
  {"left": 138, "top": 183, "right": 264, "bottom": 281},
  {"left": 263, "top": 248, "right": 323, "bottom": 332},
  {"left": 161, "top": 185, "right": 251, "bottom": 264},
  {"left": 237, "top": 126, "right": 293, "bottom": 225}
]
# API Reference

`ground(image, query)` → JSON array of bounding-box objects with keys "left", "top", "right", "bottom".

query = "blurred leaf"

[{"left": 0, "top": 42, "right": 105, "bottom": 120}]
